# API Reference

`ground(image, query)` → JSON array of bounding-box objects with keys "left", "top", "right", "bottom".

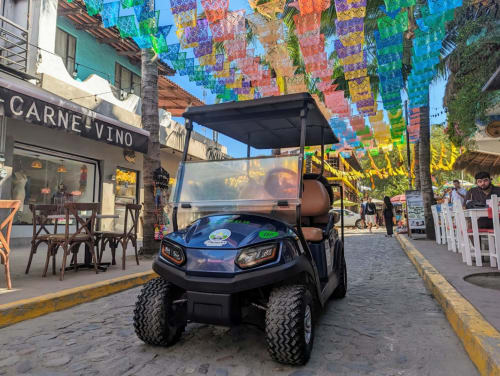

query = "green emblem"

[{"left": 259, "top": 230, "right": 279, "bottom": 239}]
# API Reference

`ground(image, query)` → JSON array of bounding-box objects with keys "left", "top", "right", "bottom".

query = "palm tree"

[
  {"left": 140, "top": 48, "right": 162, "bottom": 255},
  {"left": 418, "top": 104, "right": 436, "bottom": 238},
  {"left": 414, "top": 141, "right": 421, "bottom": 190}
]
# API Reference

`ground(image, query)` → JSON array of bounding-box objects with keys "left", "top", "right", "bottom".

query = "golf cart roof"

[{"left": 182, "top": 93, "right": 339, "bottom": 149}]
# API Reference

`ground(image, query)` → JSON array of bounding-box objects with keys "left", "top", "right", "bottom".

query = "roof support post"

[
  {"left": 181, "top": 118, "right": 193, "bottom": 163},
  {"left": 247, "top": 135, "right": 251, "bottom": 158},
  {"left": 299, "top": 105, "right": 308, "bottom": 201},
  {"left": 320, "top": 126, "right": 325, "bottom": 177}
]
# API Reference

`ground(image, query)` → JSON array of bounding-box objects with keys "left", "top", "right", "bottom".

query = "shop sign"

[
  {"left": 406, "top": 190, "right": 426, "bottom": 233},
  {"left": 0, "top": 86, "right": 148, "bottom": 153}
]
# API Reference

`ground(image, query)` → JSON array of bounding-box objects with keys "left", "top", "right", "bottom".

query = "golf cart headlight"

[
  {"left": 161, "top": 242, "right": 186, "bottom": 265},
  {"left": 236, "top": 244, "right": 278, "bottom": 269}
]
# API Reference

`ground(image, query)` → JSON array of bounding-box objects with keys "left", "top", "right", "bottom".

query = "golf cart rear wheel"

[
  {"left": 332, "top": 248, "right": 347, "bottom": 299},
  {"left": 355, "top": 219, "right": 363, "bottom": 229},
  {"left": 133, "top": 278, "right": 186, "bottom": 346},
  {"left": 265, "top": 285, "right": 314, "bottom": 365}
]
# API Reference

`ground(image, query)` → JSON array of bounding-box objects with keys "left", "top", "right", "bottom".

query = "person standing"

[
  {"left": 383, "top": 196, "right": 396, "bottom": 237},
  {"left": 450, "top": 179, "right": 467, "bottom": 207},
  {"left": 364, "top": 197, "right": 377, "bottom": 233},
  {"left": 360, "top": 198, "right": 367, "bottom": 229}
]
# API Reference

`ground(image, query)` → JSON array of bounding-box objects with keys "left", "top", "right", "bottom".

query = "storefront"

[{"left": 0, "top": 74, "right": 149, "bottom": 238}]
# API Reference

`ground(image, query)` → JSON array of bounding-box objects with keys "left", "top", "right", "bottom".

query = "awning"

[
  {"left": 183, "top": 93, "right": 338, "bottom": 149},
  {"left": 453, "top": 150, "right": 500, "bottom": 176},
  {"left": 0, "top": 75, "right": 149, "bottom": 153}
]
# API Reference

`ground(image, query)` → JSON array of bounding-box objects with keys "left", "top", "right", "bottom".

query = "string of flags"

[{"left": 74, "top": 0, "right": 463, "bottom": 162}]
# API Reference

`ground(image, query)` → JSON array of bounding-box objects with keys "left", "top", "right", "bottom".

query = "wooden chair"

[
  {"left": 96, "top": 204, "right": 141, "bottom": 270},
  {"left": 0, "top": 200, "right": 21, "bottom": 289},
  {"left": 44, "top": 203, "right": 99, "bottom": 281},
  {"left": 25, "top": 204, "right": 59, "bottom": 275}
]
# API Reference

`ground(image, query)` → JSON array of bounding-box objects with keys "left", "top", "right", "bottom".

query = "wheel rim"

[{"left": 304, "top": 304, "right": 312, "bottom": 344}]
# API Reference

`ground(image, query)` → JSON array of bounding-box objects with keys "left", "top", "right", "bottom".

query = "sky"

[{"left": 150, "top": 0, "right": 450, "bottom": 158}]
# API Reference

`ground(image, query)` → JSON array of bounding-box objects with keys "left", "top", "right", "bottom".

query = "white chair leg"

[{"left": 488, "top": 235, "right": 497, "bottom": 268}]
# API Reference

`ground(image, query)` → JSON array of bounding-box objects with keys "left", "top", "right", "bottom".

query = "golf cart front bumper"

[{"left": 152, "top": 255, "right": 313, "bottom": 325}]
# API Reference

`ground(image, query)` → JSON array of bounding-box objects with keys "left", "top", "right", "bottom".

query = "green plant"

[{"left": 444, "top": 5, "right": 500, "bottom": 146}]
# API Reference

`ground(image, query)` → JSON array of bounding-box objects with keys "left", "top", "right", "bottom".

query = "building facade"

[{"left": 0, "top": 0, "right": 225, "bottom": 239}]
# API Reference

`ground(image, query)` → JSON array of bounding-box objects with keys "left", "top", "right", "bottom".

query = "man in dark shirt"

[{"left": 465, "top": 171, "right": 500, "bottom": 228}]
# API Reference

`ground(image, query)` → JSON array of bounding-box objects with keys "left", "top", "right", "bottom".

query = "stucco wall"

[{"left": 56, "top": 17, "right": 141, "bottom": 83}]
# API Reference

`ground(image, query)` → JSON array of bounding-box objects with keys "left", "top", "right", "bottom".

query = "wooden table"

[
  {"left": 464, "top": 208, "right": 488, "bottom": 267},
  {"left": 47, "top": 214, "right": 119, "bottom": 271}
]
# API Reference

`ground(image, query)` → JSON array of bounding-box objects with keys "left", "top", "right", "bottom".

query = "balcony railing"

[{"left": 0, "top": 14, "right": 28, "bottom": 74}]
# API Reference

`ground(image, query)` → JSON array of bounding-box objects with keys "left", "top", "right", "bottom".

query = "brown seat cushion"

[
  {"left": 302, "top": 227, "right": 323, "bottom": 242},
  {"left": 302, "top": 180, "right": 330, "bottom": 217},
  {"left": 48, "top": 234, "right": 90, "bottom": 242}
]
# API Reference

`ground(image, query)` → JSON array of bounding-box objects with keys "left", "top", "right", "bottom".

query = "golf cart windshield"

[{"left": 171, "top": 155, "right": 301, "bottom": 228}]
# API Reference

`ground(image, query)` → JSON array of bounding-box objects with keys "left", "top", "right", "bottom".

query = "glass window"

[
  {"left": 55, "top": 28, "right": 76, "bottom": 75},
  {"left": 115, "top": 63, "right": 141, "bottom": 97},
  {"left": 114, "top": 167, "right": 138, "bottom": 232},
  {"left": 115, "top": 167, "right": 137, "bottom": 201},
  {"left": 11, "top": 146, "right": 99, "bottom": 225},
  {"left": 171, "top": 156, "right": 301, "bottom": 228}
]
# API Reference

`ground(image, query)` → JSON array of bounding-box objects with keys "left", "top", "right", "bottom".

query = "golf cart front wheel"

[
  {"left": 265, "top": 285, "right": 314, "bottom": 365},
  {"left": 133, "top": 278, "right": 186, "bottom": 346}
]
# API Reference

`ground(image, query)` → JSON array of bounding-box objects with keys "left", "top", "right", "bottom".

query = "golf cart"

[{"left": 134, "top": 93, "right": 347, "bottom": 365}]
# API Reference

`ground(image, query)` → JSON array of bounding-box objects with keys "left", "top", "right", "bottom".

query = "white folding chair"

[
  {"left": 454, "top": 200, "right": 473, "bottom": 265},
  {"left": 488, "top": 195, "right": 499, "bottom": 270},
  {"left": 439, "top": 207, "right": 447, "bottom": 245},
  {"left": 455, "top": 200, "right": 497, "bottom": 267},
  {"left": 442, "top": 201, "right": 457, "bottom": 253},
  {"left": 431, "top": 204, "right": 442, "bottom": 244}
]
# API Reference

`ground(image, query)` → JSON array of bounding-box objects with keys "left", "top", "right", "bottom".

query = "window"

[
  {"left": 115, "top": 63, "right": 141, "bottom": 97},
  {"left": 55, "top": 28, "right": 76, "bottom": 75},
  {"left": 11, "top": 146, "right": 99, "bottom": 225}
]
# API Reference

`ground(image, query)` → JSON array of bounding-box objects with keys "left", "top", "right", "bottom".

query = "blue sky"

[{"left": 150, "top": 0, "right": 449, "bottom": 157}]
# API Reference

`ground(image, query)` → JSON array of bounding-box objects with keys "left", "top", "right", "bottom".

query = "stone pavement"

[{"left": 0, "top": 232, "right": 478, "bottom": 376}]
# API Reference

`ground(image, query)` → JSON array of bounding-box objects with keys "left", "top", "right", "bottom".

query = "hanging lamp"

[
  {"left": 31, "top": 155, "right": 42, "bottom": 169},
  {"left": 57, "top": 160, "right": 67, "bottom": 173}
]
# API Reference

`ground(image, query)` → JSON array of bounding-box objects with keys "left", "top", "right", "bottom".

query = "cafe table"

[
  {"left": 46, "top": 213, "right": 119, "bottom": 271},
  {"left": 463, "top": 208, "right": 489, "bottom": 267}
]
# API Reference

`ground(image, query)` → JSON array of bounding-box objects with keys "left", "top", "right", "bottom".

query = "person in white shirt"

[{"left": 450, "top": 179, "right": 466, "bottom": 207}]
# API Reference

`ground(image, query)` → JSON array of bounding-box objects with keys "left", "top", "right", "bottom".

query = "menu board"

[{"left": 406, "top": 190, "right": 426, "bottom": 233}]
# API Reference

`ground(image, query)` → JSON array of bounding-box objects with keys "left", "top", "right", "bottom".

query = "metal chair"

[
  {"left": 96, "top": 204, "right": 141, "bottom": 270},
  {"left": 0, "top": 200, "right": 21, "bottom": 289}
]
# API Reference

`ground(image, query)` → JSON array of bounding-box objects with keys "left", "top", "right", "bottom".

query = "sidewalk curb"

[
  {"left": 396, "top": 234, "right": 500, "bottom": 376},
  {"left": 0, "top": 271, "right": 157, "bottom": 328}
]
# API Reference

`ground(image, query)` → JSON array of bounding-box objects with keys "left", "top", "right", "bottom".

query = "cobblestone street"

[{"left": 0, "top": 233, "right": 477, "bottom": 376}]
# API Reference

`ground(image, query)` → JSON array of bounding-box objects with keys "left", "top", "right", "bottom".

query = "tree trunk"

[
  {"left": 141, "top": 49, "right": 161, "bottom": 255},
  {"left": 414, "top": 141, "right": 421, "bottom": 191},
  {"left": 418, "top": 105, "right": 436, "bottom": 240}
]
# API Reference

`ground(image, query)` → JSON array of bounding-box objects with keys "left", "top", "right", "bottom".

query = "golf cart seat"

[{"left": 301, "top": 175, "right": 333, "bottom": 242}]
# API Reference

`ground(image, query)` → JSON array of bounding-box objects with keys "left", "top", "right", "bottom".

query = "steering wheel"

[{"left": 264, "top": 168, "right": 299, "bottom": 198}]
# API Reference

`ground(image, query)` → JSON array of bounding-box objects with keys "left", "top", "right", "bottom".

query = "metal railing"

[{"left": 0, "top": 14, "right": 29, "bottom": 73}]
